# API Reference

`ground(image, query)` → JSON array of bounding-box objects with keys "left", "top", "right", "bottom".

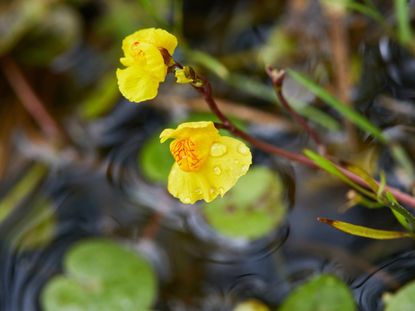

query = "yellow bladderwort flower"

[
  {"left": 160, "top": 121, "right": 252, "bottom": 204},
  {"left": 175, "top": 68, "right": 193, "bottom": 84},
  {"left": 116, "top": 28, "right": 177, "bottom": 103}
]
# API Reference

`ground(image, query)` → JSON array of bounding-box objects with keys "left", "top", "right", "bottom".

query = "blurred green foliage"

[
  {"left": 279, "top": 274, "right": 356, "bottom": 311},
  {"left": 41, "top": 239, "right": 157, "bottom": 311},
  {"left": 203, "top": 166, "right": 287, "bottom": 240}
]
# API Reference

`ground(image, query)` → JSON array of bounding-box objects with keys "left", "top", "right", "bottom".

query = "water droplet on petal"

[
  {"left": 241, "top": 165, "right": 249, "bottom": 173},
  {"left": 183, "top": 197, "right": 191, "bottom": 204},
  {"left": 210, "top": 188, "right": 216, "bottom": 194},
  {"left": 218, "top": 187, "right": 224, "bottom": 195},
  {"left": 238, "top": 143, "right": 249, "bottom": 155},
  {"left": 210, "top": 143, "right": 227, "bottom": 157},
  {"left": 213, "top": 166, "right": 222, "bottom": 175}
]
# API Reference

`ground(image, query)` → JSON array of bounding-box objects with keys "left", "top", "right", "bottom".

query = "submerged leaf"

[
  {"left": 41, "top": 239, "right": 157, "bottom": 311},
  {"left": 203, "top": 166, "right": 287, "bottom": 240},
  {"left": 384, "top": 279, "right": 415, "bottom": 311},
  {"left": 279, "top": 274, "right": 356, "bottom": 311}
]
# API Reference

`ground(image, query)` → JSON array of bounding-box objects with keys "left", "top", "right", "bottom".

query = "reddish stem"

[
  {"left": 1, "top": 57, "right": 64, "bottom": 141},
  {"left": 266, "top": 67, "right": 324, "bottom": 150},
  {"left": 193, "top": 78, "right": 415, "bottom": 210}
]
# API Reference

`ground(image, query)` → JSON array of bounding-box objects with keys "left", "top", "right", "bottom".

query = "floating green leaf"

[
  {"left": 41, "top": 239, "right": 157, "bottom": 311},
  {"left": 139, "top": 133, "right": 174, "bottom": 184},
  {"left": 384, "top": 279, "right": 415, "bottom": 311},
  {"left": 318, "top": 218, "right": 415, "bottom": 240},
  {"left": 288, "top": 69, "right": 387, "bottom": 143},
  {"left": 203, "top": 166, "right": 287, "bottom": 240},
  {"left": 279, "top": 274, "right": 356, "bottom": 311}
]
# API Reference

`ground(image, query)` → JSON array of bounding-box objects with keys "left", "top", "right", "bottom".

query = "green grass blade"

[
  {"left": 346, "top": 2, "right": 385, "bottom": 24},
  {"left": 318, "top": 217, "right": 415, "bottom": 239},
  {"left": 288, "top": 69, "right": 387, "bottom": 143},
  {"left": 0, "top": 164, "right": 46, "bottom": 222},
  {"left": 186, "top": 50, "right": 340, "bottom": 130},
  {"left": 304, "top": 149, "right": 374, "bottom": 198},
  {"left": 394, "top": 0, "right": 413, "bottom": 45}
]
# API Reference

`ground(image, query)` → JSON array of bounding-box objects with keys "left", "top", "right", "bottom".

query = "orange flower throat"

[{"left": 170, "top": 138, "right": 202, "bottom": 172}]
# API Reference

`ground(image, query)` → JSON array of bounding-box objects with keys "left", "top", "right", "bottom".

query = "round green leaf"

[
  {"left": 279, "top": 274, "right": 356, "bottom": 311},
  {"left": 384, "top": 279, "right": 415, "bottom": 311},
  {"left": 41, "top": 239, "right": 157, "bottom": 311},
  {"left": 42, "top": 277, "right": 89, "bottom": 311},
  {"left": 203, "top": 166, "right": 287, "bottom": 240},
  {"left": 139, "top": 133, "right": 174, "bottom": 184}
]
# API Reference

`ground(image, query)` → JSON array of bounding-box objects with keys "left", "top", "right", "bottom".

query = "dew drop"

[
  {"left": 241, "top": 165, "right": 249, "bottom": 173},
  {"left": 218, "top": 187, "right": 224, "bottom": 195},
  {"left": 213, "top": 166, "right": 222, "bottom": 175},
  {"left": 210, "top": 188, "right": 216, "bottom": 194},
  {"left": 183, "top": 197, "right": 191, "bottom": 204},
  {"left": 210, "top": 143, "right": 227, "bottom": 157},
  {"left": 238, "top": 143, "right": 249, "bottom": 155}
]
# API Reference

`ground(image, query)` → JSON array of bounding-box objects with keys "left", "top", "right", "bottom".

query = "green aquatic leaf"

[
  {"left": 318, "top": 218, "right": 415, "bottom": 240},
  {"left": 288, "top": 69, "right": 387, "bottom": 143},
  {"left": 41, "top": 239, "right": 157, "bottom": 311},
  {"left": 79, "top": 74, "right": 119, "bottom": 120},
  {"left": 0, "top": 163, "right": 46, "bottom": 222},
  {"left": 304, "top": 149, "right": 373, "bottom": 198},
  {"left": 394, "top": 0, "right": 413, "bottom": 45},
  {"left": 139, "top": 133, "right": 174, "bottom": 184},
  {"left": 384, "top": 279, "right": 415, "bottom": 311},
  {"left": 203, "top": 166, "right": 287, "bottom": 240},
  {"left": 279, "top": 274, "right": 356, "bottom": 311},
  {"left": 184, "top": 49, "right": 339, "bottom": 130},
  {"left": 16, "top": 197, "right": 56, "bottom": 250}
]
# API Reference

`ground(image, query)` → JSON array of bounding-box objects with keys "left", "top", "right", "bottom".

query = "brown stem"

[
  {"left": 193, "top": 79, "right": 415, "bottom": 209},
  {"left": 324, "top": 4, "right": 357, "bottom": 148},
  {"left": 266, "top": 67, "right": 325, "bottom": 151},
  {"left": 1, "top": 57, "right": 64, "bottom": 141}
]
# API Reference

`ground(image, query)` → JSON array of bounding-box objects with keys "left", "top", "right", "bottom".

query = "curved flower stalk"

[
  {"left": 160, "top": 121, "right": 252, "bottom": 204},
  {"left": 116, "top": 28, "right": 177, "bottom": 103},
  {"left": 115, "top": 27, "right": 415, "bottom": 210}
]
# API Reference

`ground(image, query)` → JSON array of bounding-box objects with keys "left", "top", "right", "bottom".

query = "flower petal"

[
  {"left": 128, "top": 28, "right": 178, "bottom": 55},
  {"left": 175, "top": 68, "right": 193, "bottom": 84},
  {"left": 160, "top": 121, "right": 218, "bottom": 141},
  {"left": 116, "top": 65, "right": 160, "bottom": 103},
  {"left": 167, "top": 135, "right": 252, "bottom": 204},
  {"left": 120, "top": 41, "right": 166, "bottom": 82}
]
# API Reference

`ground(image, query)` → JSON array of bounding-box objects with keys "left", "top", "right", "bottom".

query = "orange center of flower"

[
  {"left": 170, "top": 138, "right": 202, "bottom": 172},
  {"left": 130, "top": 41, "right": 144, "bottom": 57}
]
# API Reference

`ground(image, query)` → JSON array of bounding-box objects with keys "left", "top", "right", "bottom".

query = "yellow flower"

[
  {"left": 175, "top": 68, "right": 193, "bottom": 84},
  {"left": 116, "top": 28, "right": 178, "bottom": 103},
  {"left": 160, "top": 121, "right": 252, "bottom": 204}
]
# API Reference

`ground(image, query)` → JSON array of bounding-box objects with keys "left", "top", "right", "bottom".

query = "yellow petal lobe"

[
  {"left": 175, "top": 69, "right": 193, "bottom": 84},
  {"left": 116, "top": 66, "right": 160, "bottom": 102}
]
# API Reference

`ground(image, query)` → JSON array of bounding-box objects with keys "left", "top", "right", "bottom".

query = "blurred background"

[{"left": 1, "top": 0, "right": 415, "bottom": 310}]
